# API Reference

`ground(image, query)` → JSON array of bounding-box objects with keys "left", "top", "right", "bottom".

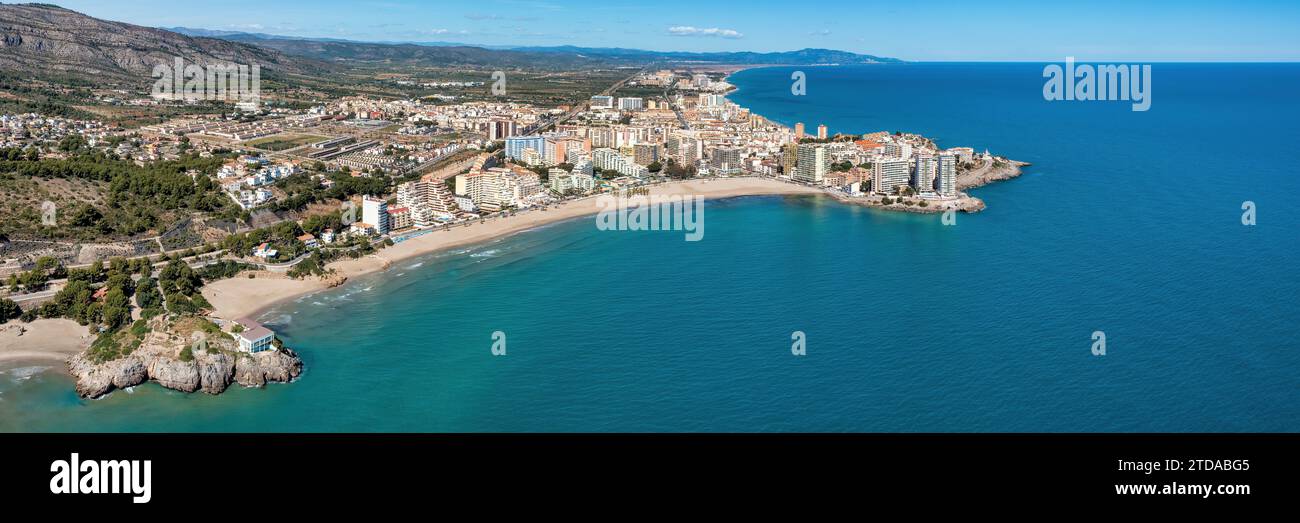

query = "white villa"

[{"left": 234, "top": 318, "right": 275, "bottom": 353}]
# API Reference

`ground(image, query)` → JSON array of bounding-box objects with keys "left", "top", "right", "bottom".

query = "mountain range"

[
  {"left": 0, "top": 4, "right": 311, "bottom": 82},
  {"left": 0, "top": 3, "right": 901, "bottom": 88},
  {"left": 168, "top": 27, "right": 904, "bottom": 67}
]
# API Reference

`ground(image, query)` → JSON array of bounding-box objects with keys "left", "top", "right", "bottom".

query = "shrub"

[{"left": 0, "top": 298, "right": 21, "bottom": 324}]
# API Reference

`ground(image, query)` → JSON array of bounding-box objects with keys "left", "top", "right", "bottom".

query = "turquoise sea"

[{"left": 3, "top": 63, "right": 1298, "bottom": 432}]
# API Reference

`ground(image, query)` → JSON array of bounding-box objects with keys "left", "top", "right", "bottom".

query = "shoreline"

[
  {"left": 0, "top": 319, "right": 94, "bottom": 369},
  {"left": 7, "top": 68, "right": 1026, "bottom": 378},
  {"left": 203, "top": 177, "right": 824, "bottom": 322}
]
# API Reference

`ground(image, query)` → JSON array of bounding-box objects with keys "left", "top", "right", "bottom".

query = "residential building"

[
  {"left": 781, "top": 144, "right": 798, "bottom": 175},
  {"left": 387, "top": 206, "right": 412, "bottom": 230},
  {"left": 913, "top": 155, "right": 936, "bottom": 193},
  {"left": 633, "top": 143, "right": 662, "bottom": 166},
  {"left": 936, "top": 153, "right": 958, "bottom": 197},
  {"left": 795, "top": 143, "right": 826, "bottom": 183},
  {"left": 362, "top": 195, "right": 389, "bottom": 235},
  {"left": 872, "top": 157, "right": 911, "bottom": 194},
  {"left": 711, "top": 147, "right": 743, "bottom": 175},
  {"left": 505, "top": 135, "right": 546, "bottom": 161},
  {"left": 297, "top": 234, "right": 319, "bottom": 249},
  {"left": 397, "top": 176, "right": 458, "bottom": 227},
  {"left": 253, "top": 243, "right": 277, "bottom": 260},
  {"left": 234, "top": 318, "right": 275, "bottom": 353}
]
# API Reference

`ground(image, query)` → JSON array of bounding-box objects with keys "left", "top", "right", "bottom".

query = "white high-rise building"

[
  {"left": 913, "top": 155, "right": 936, "bottom": 193},
  {"left": 795, "top": 144, "right": 826, "bottom": 183},
  {"left": 617, "top": 97, "right": 644, "bottom": 111},
  {"left": 936, "top": 154, "right": 958, "bottom": 197},
  {"left": 362, "top": 195, "right": 389, "bottom": 235},
  {"left": 872, "top": 158, "right": 911, "bottom": 195}
]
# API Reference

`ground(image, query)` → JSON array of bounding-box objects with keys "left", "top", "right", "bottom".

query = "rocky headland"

[{"left": 66, "top": 315, "right": 301, "bottom": 399}]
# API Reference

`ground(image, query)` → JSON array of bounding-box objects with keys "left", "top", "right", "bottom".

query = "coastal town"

[{"left": 0, "top": 66, "right": 1025, "bottom": 398}]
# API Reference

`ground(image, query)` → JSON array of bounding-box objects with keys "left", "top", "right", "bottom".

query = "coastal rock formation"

[
  {"left": 66, "top": 316, "right": 303, "bottom": 399},
  {"left": 67, "top": 355, "right": 146, "bottom": 399},
  {"left": 148, "top": 357, "right": 201, "bottom": 393},
  {"left": 233, "top": 348, "right": 304, "bottom": 388},
  {"left": 957, "top": 159, "right": 1031, "bottom": 191},
  {"left": 198, "top": 351, "right": 237, "bottom": 394},
  {"left": 68, "top": 348, "right": 302, "bottom": 399}
]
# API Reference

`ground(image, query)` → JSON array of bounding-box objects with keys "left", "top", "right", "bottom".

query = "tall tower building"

[
  {"left": 795, "top": 144, "right": 826, "bottom": 183},
  {"left": 913, "top": 155, "right": 937, "bottom": 193},
  {"left": 817, "top": 124, "right": 828, "bottom": 140},
  {"left": 794, "top": 122, "right": 806, "bottom": 141},
  {"left": 781, "top": 144, "right": 798, "bottom": 175},
  {"left": 936, "top": 154, "right": 958, "bottom": 197},
  {"left": 362, "top": 195, "right": 389, "bottom": 235}
]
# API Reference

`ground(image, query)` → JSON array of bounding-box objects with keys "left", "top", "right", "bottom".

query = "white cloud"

[{"left": 667, "top": 26, "right": 744, "bottom": 39}]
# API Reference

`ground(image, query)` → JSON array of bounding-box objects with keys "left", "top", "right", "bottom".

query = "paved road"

[{"left": 534, "top": 67, "right": 649, "bottom": 134}]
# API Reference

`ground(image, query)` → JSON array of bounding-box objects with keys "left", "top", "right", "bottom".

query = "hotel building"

[
  {"left": 936, "top": 154, "right": 958, "bottom": 197},
  {"left": 795, "top": 143, "right": 826, "bottom": 183},
  {"left": 913, "top": 155, "right": 936, "bottom": 193},
  {"left": 872, "top": 158, "right": 911, "bottom": 194},
  {"left": 362, "top": 195, "right": 389, "bottom": 235}
]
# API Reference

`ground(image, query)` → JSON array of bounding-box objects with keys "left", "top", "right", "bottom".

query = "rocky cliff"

[
  {"left": 67, "top": 316, "right": 302, "bottom": 399},
  {"left": 69, "top": 345, "right": 302, "bottom": 399}
]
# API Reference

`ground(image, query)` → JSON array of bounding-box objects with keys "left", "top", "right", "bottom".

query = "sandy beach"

[
  {"left": 202, "top": 177, "right": 821, "bottom": 320},
  {"left": 0, "top": 319, "right": 93, "bottom": 365}
]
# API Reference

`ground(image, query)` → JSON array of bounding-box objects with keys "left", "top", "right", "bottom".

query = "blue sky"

[{"left": 52, "top": 0, "right": 1300, "bottom": 61}]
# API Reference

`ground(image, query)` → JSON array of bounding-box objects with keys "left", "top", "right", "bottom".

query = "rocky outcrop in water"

[
  {"left": 957, "top": 158, "right": 1031, "bottom": 191},
  {"left": 66, "top": 316, "right": 303, "bottom": 399},
  {"left": 68, "top": 348, "right": 302, "bottom": 399}
]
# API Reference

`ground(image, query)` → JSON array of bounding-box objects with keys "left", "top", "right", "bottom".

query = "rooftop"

[{"left": 234, "top": 318, "right": 274, "bottom": 343}]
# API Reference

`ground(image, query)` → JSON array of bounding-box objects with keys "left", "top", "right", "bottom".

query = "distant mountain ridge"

[
  {"left": 0, "top": 2, "right": 901, "bottom": 87},
  {"left": 167, "top": 27, "right": 904, "bottom": 66},
  {"left": 0, "top": 4, "right": 313, "bottom": 82}
]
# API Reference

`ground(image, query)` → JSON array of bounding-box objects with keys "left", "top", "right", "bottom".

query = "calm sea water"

[{"left": 3, "top": 63, "right": 1298, "bottom": 432}]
